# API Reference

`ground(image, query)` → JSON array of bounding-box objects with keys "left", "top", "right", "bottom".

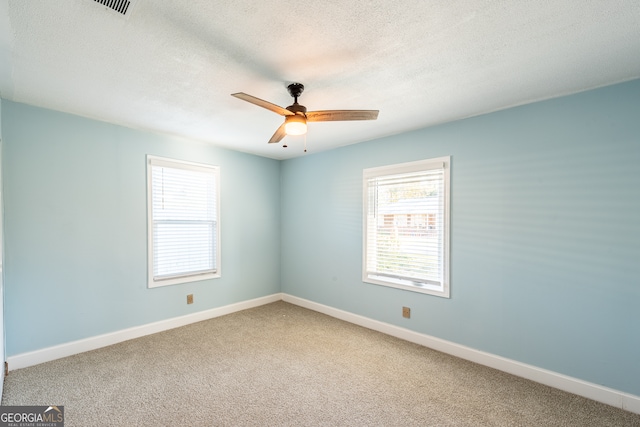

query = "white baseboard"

[
  {"left": 7, "top": 293, "right": 283, "bottom": 372},
  {"left": 281, "top": 293, "right": 640, "bottom": 415},
  {"left": 7, "top": 292, "right": 639, "bottom": 415}
]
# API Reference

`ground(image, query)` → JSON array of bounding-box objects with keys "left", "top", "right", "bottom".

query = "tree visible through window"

[{"left": 363, "top": 157, "right": 450, "bottom": 297}]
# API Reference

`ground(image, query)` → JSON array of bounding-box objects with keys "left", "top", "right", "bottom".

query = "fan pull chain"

[{"left": 304, "top": 133, "right": 307, "bottom": 153}]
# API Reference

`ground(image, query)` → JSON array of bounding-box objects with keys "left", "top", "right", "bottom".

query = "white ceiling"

[{"left": 0, "top": 1, "right": 639, "bottom": 160}]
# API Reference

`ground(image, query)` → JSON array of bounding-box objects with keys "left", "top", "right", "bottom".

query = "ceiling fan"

[{"left": 231, "top": 83, "right": 379, "bottom": 145}]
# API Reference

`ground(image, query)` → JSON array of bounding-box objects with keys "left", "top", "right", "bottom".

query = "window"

[
  {"left": 147, "top": 156, "right": 220, "bottom": 288},
  {"left": 363, "top": 157, "right": 450, "bottom": 298}
]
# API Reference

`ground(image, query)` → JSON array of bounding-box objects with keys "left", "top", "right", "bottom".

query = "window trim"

[
  {"left": 362, "top": 156, "right": 450, "bottom": 298},
  {"left": 147, "top": 155, "right": 221, "bottom": 288}
]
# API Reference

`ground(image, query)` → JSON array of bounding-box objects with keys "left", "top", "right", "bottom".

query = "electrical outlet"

[
  {"left": 187, "top": 294, "right": 194, "bottom": 305},
  {"left": 402, "top": 306, "right": 411, "bottom": 319}
]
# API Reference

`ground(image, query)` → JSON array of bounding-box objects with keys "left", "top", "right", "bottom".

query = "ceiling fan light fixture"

[{"left": 284, "top": 114, "right": 307, "bottom": 135}]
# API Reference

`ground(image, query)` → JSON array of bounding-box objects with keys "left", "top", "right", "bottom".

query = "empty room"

[{"left": 0, "top": 1, "right": 639, "bottom": 426}]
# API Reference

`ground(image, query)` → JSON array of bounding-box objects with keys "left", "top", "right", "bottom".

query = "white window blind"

[
  {"left": 363, "top": 157, "right": 450, "bottom": 297},
  {"left": 147, "top": 156, "right": 220, "bottom": 288}
]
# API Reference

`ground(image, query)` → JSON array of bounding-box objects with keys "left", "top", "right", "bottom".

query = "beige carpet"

[{"left": 2, "top": 301, "right": 639, "bottom": 426}]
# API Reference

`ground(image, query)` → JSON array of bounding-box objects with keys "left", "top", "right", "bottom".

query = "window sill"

[
  {"left": 363, "top": 275, "right": 449, "bottom": 298},
  {"left": 148, "top": 271, "right": 220, "bottom": 289}
]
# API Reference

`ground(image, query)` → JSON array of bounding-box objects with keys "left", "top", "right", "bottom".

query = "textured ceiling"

[{"left": 0, "top": 1, "right": 639, "bottom": 160}]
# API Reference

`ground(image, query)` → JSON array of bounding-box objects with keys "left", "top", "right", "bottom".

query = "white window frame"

[
  {"left": 147, "top": 155, "right": 221, "bottom": 288},
  {"left": 362, "top": 156, "right": 450, "bottom": 298}
]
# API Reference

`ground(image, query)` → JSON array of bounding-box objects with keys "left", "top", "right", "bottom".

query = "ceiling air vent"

[{"left": 93, "top": 0, "right": 137, "bottom": 17}]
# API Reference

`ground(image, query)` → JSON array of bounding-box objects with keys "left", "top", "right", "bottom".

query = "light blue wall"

[
  {"left": 281, "top": 80, "right": 640, "bottom": 395},
  {"left": 2, "top": 101, "right": 281, "bottom": 356},
  {"left": 2, "top": 80, "right": 639, "bottom": 397}
]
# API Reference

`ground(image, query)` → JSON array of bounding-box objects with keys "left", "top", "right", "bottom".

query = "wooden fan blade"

[
  {"left": 306, "top": 110, "right": 379, "bottom": 122},
  {"left": 231, "top": 93, "right": 294, "bottom": 116},
  {"left": 268, "top": 122, "right": 287, "bottom": 144}
]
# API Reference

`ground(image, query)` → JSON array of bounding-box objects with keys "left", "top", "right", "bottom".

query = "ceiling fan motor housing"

[{"left": 286, "top": 103, "right": 307, "bottom": 114}]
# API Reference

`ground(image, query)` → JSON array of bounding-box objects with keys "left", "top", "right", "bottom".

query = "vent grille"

[{"left": 93, "top": 0, "right": 131, "bottom": 16}]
